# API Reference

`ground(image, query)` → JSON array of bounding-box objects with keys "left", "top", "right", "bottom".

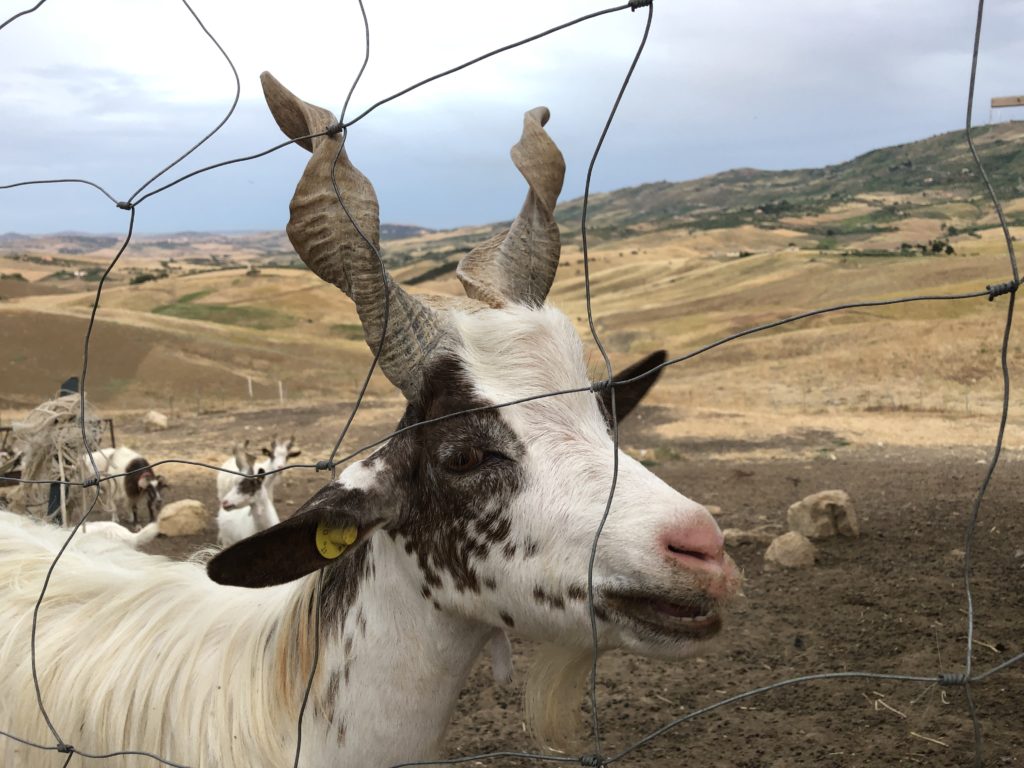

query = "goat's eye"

[{"left": 444, "top": 448, "right": 485, "bottom": 473}]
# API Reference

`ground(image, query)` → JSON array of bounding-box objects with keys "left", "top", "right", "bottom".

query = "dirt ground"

[{"left": 32, "top": 398, "right": 1017, "bottom": 768}]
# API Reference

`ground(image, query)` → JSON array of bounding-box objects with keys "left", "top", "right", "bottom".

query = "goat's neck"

[
  {"left": 250, "top": 488, "right": 280, "bottom": 529},
  {"left": 297, "top": 534, "right": 491, "bottom": 767}
]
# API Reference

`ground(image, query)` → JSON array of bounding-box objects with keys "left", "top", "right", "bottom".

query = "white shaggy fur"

[
  {"left": 77, "top": 520, "right": 159, "bottom": 549},
  {"left": 0, "top": 510, "right": 486, "bottom": 767}
]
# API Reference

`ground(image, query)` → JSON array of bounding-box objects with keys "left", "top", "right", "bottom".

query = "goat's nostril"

[
  {"left": 667, "top": 543, "right": 716, "bottom": 563},
  {"left": 662, "top": 520, "right": 725, "bottom": 571}
]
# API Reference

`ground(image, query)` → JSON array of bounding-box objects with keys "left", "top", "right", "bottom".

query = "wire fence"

[{"left": 0, "top": 0, "right": 1020, "bottom": 766}]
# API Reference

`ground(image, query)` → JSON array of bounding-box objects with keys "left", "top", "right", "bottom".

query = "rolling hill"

[{"left": 2, "top": 122, "right": 1022, "bottom": 452}]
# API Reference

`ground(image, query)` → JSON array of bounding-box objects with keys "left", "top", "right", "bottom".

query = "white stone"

[
  {"left": 723, "top": 527, "right": 777, "bottom": 546},
  {"left": 764, "top": 531, "right": 817, "bottom": 570},
  {"left": 157, "top": 499, "right": 208, "bottom": 537},
  {"left": 143, "top": 410, "right": 169, "bottom": 431},
  {"left": 786, "top": 489, "right": 859, "bottom": 539}
]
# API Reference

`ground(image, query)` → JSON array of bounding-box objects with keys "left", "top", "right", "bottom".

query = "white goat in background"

[
  {"left": 0, "top": 75, "right": 740, "bottom": 768},
  {"left": 216, "top": 443, "right": 280, "bottom": 547},
  {"left": 216, "top": 435, "right": 299, "bottom": 504}
]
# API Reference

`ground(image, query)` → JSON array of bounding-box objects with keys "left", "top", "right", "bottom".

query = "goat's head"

[
  {"left": 209, "top": 73, "right": 741, "bottom": 660},
  {"left": 137, "top": 470, "right": 167, "bottom": 517},
  {"left": 262, "top": 435, "right": 301, "bottom": 469},
  {"left": 221, "top": 442, "right": 266, "bottom": 511}
]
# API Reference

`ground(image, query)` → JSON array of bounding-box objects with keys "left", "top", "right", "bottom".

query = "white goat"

[
  {"left": 0, "top": 76, "right": 741, "bottom": 768},
  {"left": 216, "top": 443, "right": 280, "bottom": 547},
  {"left": 85, "top": 446, "right": 167, "bottom": 525},
  {"left": 215, "top": 435, "right": 299, "bottom": 503}
]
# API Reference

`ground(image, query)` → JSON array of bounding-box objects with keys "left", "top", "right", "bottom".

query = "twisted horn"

[
  {"left": 457, "top": 107, "right": 566, "bottom": 308},
  {"left": 261, "top": 72, "right": 447, "bottom": 399}
]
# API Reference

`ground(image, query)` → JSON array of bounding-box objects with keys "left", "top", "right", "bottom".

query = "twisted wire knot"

[
  {"left": 56, "top": 742, "right": 75, "bottom": 754},
  {"left": 590, "top": 379, "right": 614, "bottom": 393},
  {"left": 986, "top": 280, "right": 1018, "bottom": 301},
  {"left": 580, "top": 755, "right": 605, "bottom": 767},
  {"left": 81, "top": 477, "right": 100, "bottom": 488},
  {"left": 325, "top": 122, "right": 345, "bottom": 137},
  {"left": 115, "top": 201, "right": 133, "bottom": 210},
  {"left": 315, "top": 459, "right": 334, "bottom": 472},
  {"left": 629, "top": 0, "right": 653, "bottom": 10},
  {"left": 938, "top": 672, "right": 968, "bottom": 686}
]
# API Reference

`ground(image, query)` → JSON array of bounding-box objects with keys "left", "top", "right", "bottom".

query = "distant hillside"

[
  {"left": 554, "top": 121, "right": 1024, "bottom": 242},
  {"left": 2, "top": 123, "right": 1022, "bottom": 420},
  {"left": 3, "top": 122, "right": 1023, "bottom": 291},
  {"left": 379, "top": 121, "right": 1024, "bottom": 273},
  {"left": 380, "top": 223, "right": 436, "bottom": 240}
]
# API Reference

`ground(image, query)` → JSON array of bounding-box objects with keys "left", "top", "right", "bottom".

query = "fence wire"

[{"left": 0, "top": 0, "right": 1021, "bottom": 766}]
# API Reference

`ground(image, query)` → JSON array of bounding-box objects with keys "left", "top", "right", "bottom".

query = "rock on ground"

[
  {"left": 724, "top": 527, "right": 778, "bottom": 546},
  {"left": 764, "top": 531, "right": 817, "bottom": 570},
  {"left": 143, "top": 410, "right": 169, "bottom": 431},
  {"left": 157, "top": 499, "right": 207, "bottom": 537},
  {"left": 786, "top": 489, "right": 859, "bottom": 539}
]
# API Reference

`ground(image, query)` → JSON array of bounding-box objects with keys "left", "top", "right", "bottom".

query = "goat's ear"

[
  {"left": 261, "top": 447, "right": 273, "bottom": 458},
  {"left": 288, "top": 449, "right": 302, "bottom": 459},
  {"left": 207, "top": 483, "right": 370, "bottom": 588},
  {"left": 260, "top": 71, "right": 336, "bottom": 153},
  {"left": 599, "top": 350, "right": 668, "bottom": 423}
]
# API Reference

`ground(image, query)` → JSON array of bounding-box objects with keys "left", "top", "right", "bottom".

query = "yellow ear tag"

[{"left": 315, "top": 522, "right": 359, "bottom": 559}]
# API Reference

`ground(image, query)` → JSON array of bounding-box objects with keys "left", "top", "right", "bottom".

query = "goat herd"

[
  {"left": 0, "top": 75, "right": 742, "bottom": 767},
  {"left": 58, "top": 437, "right": 300, "bottom": 550}
]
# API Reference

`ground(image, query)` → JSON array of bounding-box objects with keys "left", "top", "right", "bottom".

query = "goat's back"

[{"left": 0, "top": 510, "right": 297, "bottom": 767}]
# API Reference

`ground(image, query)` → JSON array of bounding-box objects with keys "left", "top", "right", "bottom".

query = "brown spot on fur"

[
  {"left": 344, "top": 635, "right": 353, "bottom": 656},
  {"left": 532, "top": 585, "right": 564, "bottom": 610},
  {"left": 502, "top": 542, "right": 517, "bottom": 559},
  {"left": 483, "top": 576, "right": 497, "bottom": 590},
  {"left": 421, "top": 584, "right": 432, "bottom": 599},
  {"left": 500, "top": 611, "right": 515, "bottom": 628},
  {"left": 320, "top": 541, "right": 370, "bottom": 628},
  {"left": 384, "top": 357, "right": 524, "bottom": 595},
  {"left": 432, "top": 600, "right": 442, "bottom": 611},
  {"left": 322, "top": 670, "right": 341, "bottom": 724},
  {"left": 567, "top": 584, "right": 587, "bottom": 602},
  {"left": 523, "top": 540, "right": 539, "bottom": 558},
  {"left": 337, "top": 720, "right": 346, "bottom": 746}
]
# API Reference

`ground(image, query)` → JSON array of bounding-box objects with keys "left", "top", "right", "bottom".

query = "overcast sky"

[{"left": 1, "top": 0, "right": 1022, "bottom": 235}]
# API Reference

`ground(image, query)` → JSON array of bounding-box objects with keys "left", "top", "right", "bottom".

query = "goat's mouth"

[{"left": 603, "top": 591, "right": 722, "bottom": 641}]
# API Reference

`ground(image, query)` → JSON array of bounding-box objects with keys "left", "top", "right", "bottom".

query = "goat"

[
  {"left": 215, "top": 435, "right": 299, "bottom": 503},
  {"left": 0, "top": 74, "right": 741, "bottom": 768},
  {"left": 86, "top": 446, "right": 167, "bottom": 525},
  {"left": 216, "top": 443, "right": 280, "bottom": 547}
]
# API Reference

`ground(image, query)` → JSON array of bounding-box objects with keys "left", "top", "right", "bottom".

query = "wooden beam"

[{"left": 991, "top": 95, "right": 1024, "bottom": 108}]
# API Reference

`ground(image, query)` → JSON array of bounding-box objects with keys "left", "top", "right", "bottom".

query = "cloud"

[{"left": 1, "top": 0, "right": 1022, "bottom": 234}]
